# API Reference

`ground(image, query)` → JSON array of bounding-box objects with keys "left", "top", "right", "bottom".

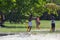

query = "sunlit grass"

[{"left": 0, "top": 20, "right": 60, "bottom": 32}]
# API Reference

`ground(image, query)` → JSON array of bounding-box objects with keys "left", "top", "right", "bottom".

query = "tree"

[
  {"left": 1, "top": 0, "right": 60, "bottom": 23},
  {"left": 46, "top": 3, "right": 60, "bottom": 16}
]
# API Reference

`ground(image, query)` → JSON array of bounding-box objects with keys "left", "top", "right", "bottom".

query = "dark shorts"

[
  {"left": 28, "top": 26, "right": 32, "bottom": 28},
  {"left": 36, "top": 22, "right": 40, "bottom": 25},
  {"left": 51, "top": 23, "right": 55, "bottom": 28}
]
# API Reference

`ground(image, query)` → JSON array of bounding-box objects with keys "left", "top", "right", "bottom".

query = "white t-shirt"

[
  {"left": 28, "top": 21, "right": 32, "bottom": 26},
  {"left": 51, "top": 20, "right": 55, "bottom": 24}
]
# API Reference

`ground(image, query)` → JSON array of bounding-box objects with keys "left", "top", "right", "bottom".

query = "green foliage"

[
  {"left": 46, "top": 3, "right": 60, "bottom": 16},
  {"left": 0, "top": 0, "right": 60, "bottom": 23}
]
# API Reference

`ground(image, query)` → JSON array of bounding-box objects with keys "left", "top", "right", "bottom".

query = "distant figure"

[
  {"left": 0, "top": 11, "right": 5, "bottom": 27},
  {"left": 36, "top": 16, "right": 40, "bottom": 29},
  {"left": 51, "top": 16, "right": 55, "bottom": 32},
  {"left": 27, "top": 14, "right": 32, "bottom": 32}
]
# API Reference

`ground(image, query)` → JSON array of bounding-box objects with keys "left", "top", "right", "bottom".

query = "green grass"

[
  {"left": 0, "top": 28, "right": 26, "bottom": 32},
  {"left": 0, "top": 20, "right": 60, "bottom": 32}
]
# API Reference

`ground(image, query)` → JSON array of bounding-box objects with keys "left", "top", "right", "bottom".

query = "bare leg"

[
  {"left": 27, "top": 27, "right": 29, "bottom": 32},
  {"left": 52, "top": 27, "right": 55, "bottom": 32},
  {"left": 28, "top": 27, "right": 31, "bottom": 32},
  {"left": 27, "top": 26, "right": 31, "bottom": 32},
  {"left": 36, "top": 24, "right": 40, "bottom": 29}
]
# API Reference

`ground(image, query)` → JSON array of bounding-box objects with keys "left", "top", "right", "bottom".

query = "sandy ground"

[{"left": 0, "top": 29, "right": 60, "bottom": 40}]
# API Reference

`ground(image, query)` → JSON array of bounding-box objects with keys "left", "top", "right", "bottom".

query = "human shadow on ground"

[
  {"left": 0, "top": 33, "right": 15, "bottom": 36},
  {"left": 3, "top": 26, "right": 26, "bottom": 28}
]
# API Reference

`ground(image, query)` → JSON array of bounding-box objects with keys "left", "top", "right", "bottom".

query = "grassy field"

[{"left": 0, "top": 20, "right": 60, "bottom": 32}]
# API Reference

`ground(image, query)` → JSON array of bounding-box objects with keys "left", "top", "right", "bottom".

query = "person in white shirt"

[{"left": 27, "top": 14, "right": 32, "bottom": 32}]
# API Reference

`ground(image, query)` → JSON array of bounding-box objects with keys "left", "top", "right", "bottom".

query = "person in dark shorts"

[
  {"left": 27, "top": 14, "right": 32, "bottom": 32},
  {"left": 51, "top": 16, "right": 55, "bottom": 32},
  {"left": 0, "top": 11, "right": 5, "bottom": 27},
  {"left": 27, "top": 20, "right": 32, "bottom": 32},
  {"left": 36, "top": 16, "right": 40, "bottom": 29}
]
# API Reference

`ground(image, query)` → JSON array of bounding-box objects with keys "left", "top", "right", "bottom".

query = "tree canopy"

[{"left": 0, "top": 0, "right": 60, "bottom": 23}]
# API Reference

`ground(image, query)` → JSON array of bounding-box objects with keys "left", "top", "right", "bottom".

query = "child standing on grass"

[
  {"left": 51, "top": 16, "right": 55, "bottom": 32},
  {"left": 27, "top": 20, "right": 32, "bottom": 32},
  {"left": 27, "top": 14, "right": 32, "bottom": 32},
  {"left": 36, "top": 16, "right": 40, "bottom": 29}
]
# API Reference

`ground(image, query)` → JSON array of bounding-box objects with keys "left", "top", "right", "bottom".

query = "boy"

[
  {"left": 51, "top": 16, "right": 55, "bottom": 32},
  {"left": 27, "top": 14, "right": 32, "bottom": 32},
  {"left": 27, "top": 20, "right": 32, "bottom": 32}
]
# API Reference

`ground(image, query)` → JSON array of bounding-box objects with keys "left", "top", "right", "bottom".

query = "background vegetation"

[{"left": 0, "top": 0, "right": 60, "bottom": 23}]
